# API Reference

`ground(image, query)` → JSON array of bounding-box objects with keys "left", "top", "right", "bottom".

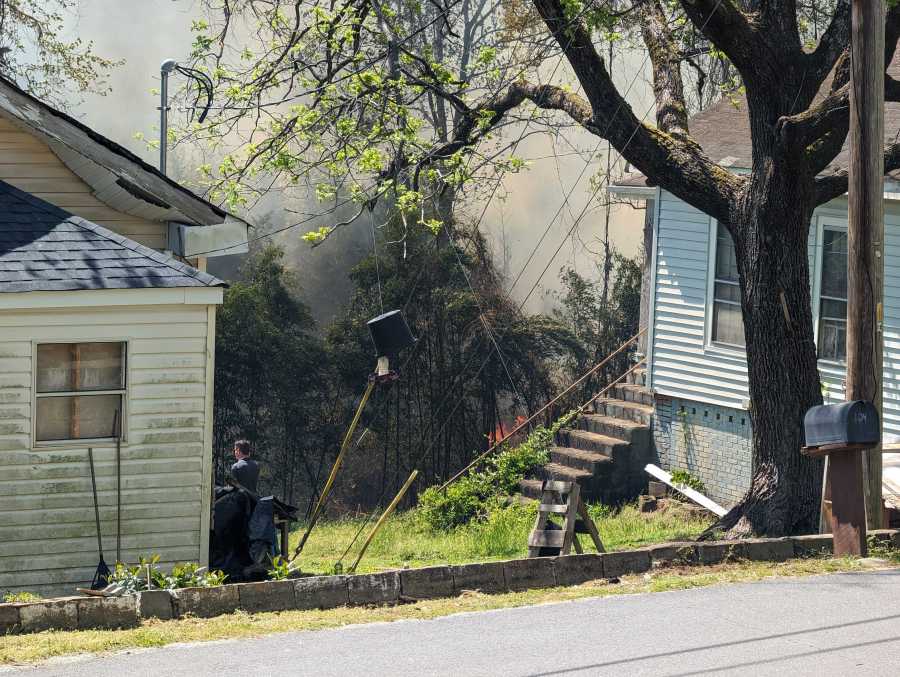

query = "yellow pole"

[
  {"left": 349, "top": 469, "right": 418, "bottom": 573},
  {"left": 291, "top": 379, "right": 376, "bottom": 561}
]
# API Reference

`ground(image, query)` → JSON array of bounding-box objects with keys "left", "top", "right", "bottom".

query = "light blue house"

[{"left": 608, "top": 94, "right": 900, "bottom": 507}]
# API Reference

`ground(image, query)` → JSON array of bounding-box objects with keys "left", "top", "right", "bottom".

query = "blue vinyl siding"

[{"left": 649, "top": 191, "right": 900, "bottom": 437}]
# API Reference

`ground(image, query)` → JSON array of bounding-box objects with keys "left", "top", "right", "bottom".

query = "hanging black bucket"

[{"left": 367, "top": 310, "right": 416, "bottom": 358}]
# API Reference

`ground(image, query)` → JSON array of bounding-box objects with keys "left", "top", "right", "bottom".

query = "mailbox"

[
  {"left": 803, "top": 400, "right": 880, "bottom": 448},
  {"left": 367, "top": 309, "right": 416, "bottom": 358}
]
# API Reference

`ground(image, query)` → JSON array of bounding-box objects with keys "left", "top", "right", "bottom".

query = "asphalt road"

[{"left": 6, "top": 569, "right": 900, "bottom": 676}]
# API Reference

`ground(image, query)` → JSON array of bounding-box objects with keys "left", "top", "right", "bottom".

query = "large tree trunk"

[{"left": 711, "top": 166, "right": 825, "bottom": 537}]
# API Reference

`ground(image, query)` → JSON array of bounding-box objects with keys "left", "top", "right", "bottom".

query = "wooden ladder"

[{"left": 527, "top": 480, "right": 605, "bottom": 557}]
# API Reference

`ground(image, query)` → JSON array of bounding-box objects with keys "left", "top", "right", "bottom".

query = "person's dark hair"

[{"left": 234, "top": 439, "right": 251, "bottom": 456}]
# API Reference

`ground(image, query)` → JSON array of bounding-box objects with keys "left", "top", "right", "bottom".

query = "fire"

[{"left": 488, "top": 415, "right": 528, "bottom": 444}]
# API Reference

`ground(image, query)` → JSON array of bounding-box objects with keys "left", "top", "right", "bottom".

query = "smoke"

[{"left": 62, "top": 0, "right": 650, "bottom": 323}]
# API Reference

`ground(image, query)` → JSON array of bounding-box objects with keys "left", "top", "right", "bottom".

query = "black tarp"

[{"left": 209, "top": 486, "right": 298, "bottom": 582}]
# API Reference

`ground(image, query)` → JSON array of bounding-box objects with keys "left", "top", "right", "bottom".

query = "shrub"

[
  {"left": 3, "top": 591, "right": 42, "bottom": 603},
  {"left": 417, "top": 411, "right": 575, "bottom": 531},
  {"left": 108, "top": 555, "right": 227, "bottom": 592},
  {"left": 669, "top": 469, "right": 707, "bottom": 497}
]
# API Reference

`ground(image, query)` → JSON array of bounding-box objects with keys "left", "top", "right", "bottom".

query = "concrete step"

[
  {"left": 611, "top": 383, "right": 655, "bottom": 407},
  {"left": 575, "top": 414, "right": 647, "bottom": 443},
  {"left": 519, "top": 478, "right": 544, "bottom": 500},
  {"left": 550, "top": 446, "right": 613, "bottom": 474},
  {"left": 558, "top": 427, "right": 629, "bottom": 455},
  {"left": 626, "top": 366, "right": 647, "bottom": 386},
  {"left": 535, "top": 462, "right": 593, "bottom": 486},
  {"left": 592, "top": 398, "right": 654, "bottom": 425}
]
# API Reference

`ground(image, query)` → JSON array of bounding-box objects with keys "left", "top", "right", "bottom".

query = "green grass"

[
  {"left": 1, "top": 557, "right": 891, "bottom": 665},
  {"left": 292, "top": 501, "right": 712, "bottom": 574}
]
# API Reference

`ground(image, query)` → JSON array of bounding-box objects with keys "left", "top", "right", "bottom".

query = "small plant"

[
  {"left": 867, "top": 535, "right": 900, "bottom": 562},
  {"left": 417, "top": 411, "right": 576, "bottom": 531},
  {"left": 268, "top": 556, "right": 293, "bottom": 581},
  {"left": 108, "top": 555, "right": 226, "bottom": 592},
  {"left": 670, "top": 469, "right": 707, "bottom": 496},
  {"left": 3, "top": 591, "right": 42, "bottom": 603}
]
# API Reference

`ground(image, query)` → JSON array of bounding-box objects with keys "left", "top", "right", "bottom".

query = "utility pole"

[
  {"left": 159, "top": 59, "right": 178, "bottom": 175},
  {"left": 834, "top": 0, "right": 885, "bottom": 554}
]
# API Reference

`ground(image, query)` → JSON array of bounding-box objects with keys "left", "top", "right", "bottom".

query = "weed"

[{"left": 2, "top": 592, "right": 41, "bottom": 603}]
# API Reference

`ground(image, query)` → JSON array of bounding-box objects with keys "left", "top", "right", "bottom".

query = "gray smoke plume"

[{"left": 62, "top": 0, "right": 648, "bottom": 321}]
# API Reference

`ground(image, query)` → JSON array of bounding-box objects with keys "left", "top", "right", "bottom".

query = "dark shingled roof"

[
  {"left": 0, "top": 180, "right": 226, "bottom": 293},
  {"left": 613, "top": 54, "right": 900, "bottom": 189}
]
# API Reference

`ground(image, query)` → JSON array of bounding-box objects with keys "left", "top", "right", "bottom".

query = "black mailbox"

[
  {"left": 367, "top": 309, "right": 416, "bottom": 358},
  {"left": 803, "top": 400, "right": 880, "bottom": 448}
]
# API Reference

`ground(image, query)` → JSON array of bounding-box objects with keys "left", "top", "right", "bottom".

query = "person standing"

[{"left": 230, "top": 439, "right": 260, "bottom": 494}]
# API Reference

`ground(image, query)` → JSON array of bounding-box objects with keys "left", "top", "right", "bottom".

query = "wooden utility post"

[{"left": 834, "top": 0, "right": 885, "bottom": 555}]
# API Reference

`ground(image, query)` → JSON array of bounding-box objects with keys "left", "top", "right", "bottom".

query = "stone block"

[
  {"left": 553, "top": 554, "right": 604, "bottom": 586},
  {"left": 742, "top": 538, "right": 794, "bottom": 562},
  {"left": 868, "top": 529, "right": 898, "bottom": 546},
  {"left": 450, "top": 561, "right": 506, "bottom": 594},
  {"left": 791, "top": 534, "right": 834, "bottom": 558},
  {"left": 0, "top": 603, "right": 21, "bottom": 634},
  {"left": 348, "top": 571, "right": 400, "bottom": 606},
  {"left": 400, "top": 566, "right": 454, "bottom": 600},
  {"left": 173, "top": 585, "right": 239, "bottom": 618},
  {"left": 76, "top": 596, "right": 139, "bottom": 630},
  {"left": 504, "top": 557, "right": 556, "bottom": 592},
  {"left": 647, "top": 542, "right": 698, "bottom": 568},
  {"left": 638, "top": 496, "right": 658, "bottom": 513},
  {"left": 19, "top": 598, "right": 79, "bottom": 632},
  {"left": 294, "top": 575, "right": 349, "bottom": 610},
  {"left": 602, "top": 549, "right": 651, "bottom": 578},
  {"left": 137, "top": 590, "right": 174, "bottom": 620},
  {"left": 238, "top": 580, "right": 297, "bottom": 613},
  {"left": 648, "top": 481, "right": 668, "bottom": 498},
  {"left": 695, "top": 541, "right": 744, "bottom": 565}
]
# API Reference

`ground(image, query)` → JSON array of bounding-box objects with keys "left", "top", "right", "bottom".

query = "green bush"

[
  {"left": 417, "top": 412, "right": 574, "bottom": 531},
  {"left": 3, "top": 591, "right": 42, "bottom": 603},
  {"left": 108, "top": 555, "right": 227, "bottom": 592},
  {"left": 669, "top": 469, "right": 707, "bottom": 496}
]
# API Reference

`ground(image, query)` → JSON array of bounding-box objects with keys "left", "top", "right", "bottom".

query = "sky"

[{"left": 59, "top": 0, "right": 651, "bottom": 322}]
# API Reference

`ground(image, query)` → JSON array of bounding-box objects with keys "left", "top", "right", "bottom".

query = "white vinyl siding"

[
  {"left": 0, "top": 301, "right": 215, "bottom": 597},
  {"left": 649, "top": 190, "right": 900, "bottom": 437}
]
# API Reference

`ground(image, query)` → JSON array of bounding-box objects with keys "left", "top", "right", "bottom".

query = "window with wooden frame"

[
  {"left": 34, "top": 342, "right": 125, "bottom": 443},
  {"left": 711, "top": 223, "right": 745, "bottom": 346},
  {"left": 817, "top": 226, "right": 848, "bottom": 362}
]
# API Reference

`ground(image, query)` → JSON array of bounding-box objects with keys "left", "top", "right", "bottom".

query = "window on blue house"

[
  {"left": 818, "top": 227, "right": 848, "bottom": 361},
  {"left": 712, "top": 224, "right": 745, "bottom": 346}
]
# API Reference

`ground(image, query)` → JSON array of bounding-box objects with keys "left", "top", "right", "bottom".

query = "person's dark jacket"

[{"left": 231, "top": 457, "right": 260, "bottom": 494}]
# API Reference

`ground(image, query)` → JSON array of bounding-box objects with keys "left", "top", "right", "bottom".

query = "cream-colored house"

[{"left": 0, "top": 77, "right": 248, "bottom": 596}]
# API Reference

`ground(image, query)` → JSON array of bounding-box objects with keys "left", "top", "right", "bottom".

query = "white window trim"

[
  {"left": 645, "top": 187, "right": 662, "bottom": 391},
  {"left": 31, "top": 339, "right": 129, "bottom": 449},
  {"left": 813, "top": 215, "right": 849, "bottom": 366},
  {"left": 704, "top": 218, "right": 746, "bottom": 355}
]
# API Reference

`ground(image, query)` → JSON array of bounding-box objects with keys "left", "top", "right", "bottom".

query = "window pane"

[
  {"left": 713, "top": 301, "right": 745, "bottom": 346},
  {"left": 35, "top": 394, "right": 122, "bottom": 441},
  {"left": 36, "top": 344, "right": 73, "bottom": 392},
  {"left": 819, "top": 318, "right": 847, "bottom": 361},
  {"left": 821, "top": 229, "right": 848, "bottom": 300},
  {"left": 36, "top": 343, "right": 124, "bottom": 393},
  {"left": 715, "top": 224, "right": 739, "bottom": 282},
  {"left": 714, "top": 281, "right": 741, "bottom": 304},
  {"left": 78, "top": 343, "right": 124, "bottom": 391},
  {"left": 820, "top": 298, "right": 847, "bottom": 320}
]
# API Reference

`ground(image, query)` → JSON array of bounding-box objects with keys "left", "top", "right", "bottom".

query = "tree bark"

[{"left": 710, "top": 183, "right": 825, "bottom": 536}]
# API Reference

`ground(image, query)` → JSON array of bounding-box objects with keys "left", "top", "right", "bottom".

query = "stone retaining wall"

[{"left": 2, "top": 530, "right": 898, "bottom": 635}]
